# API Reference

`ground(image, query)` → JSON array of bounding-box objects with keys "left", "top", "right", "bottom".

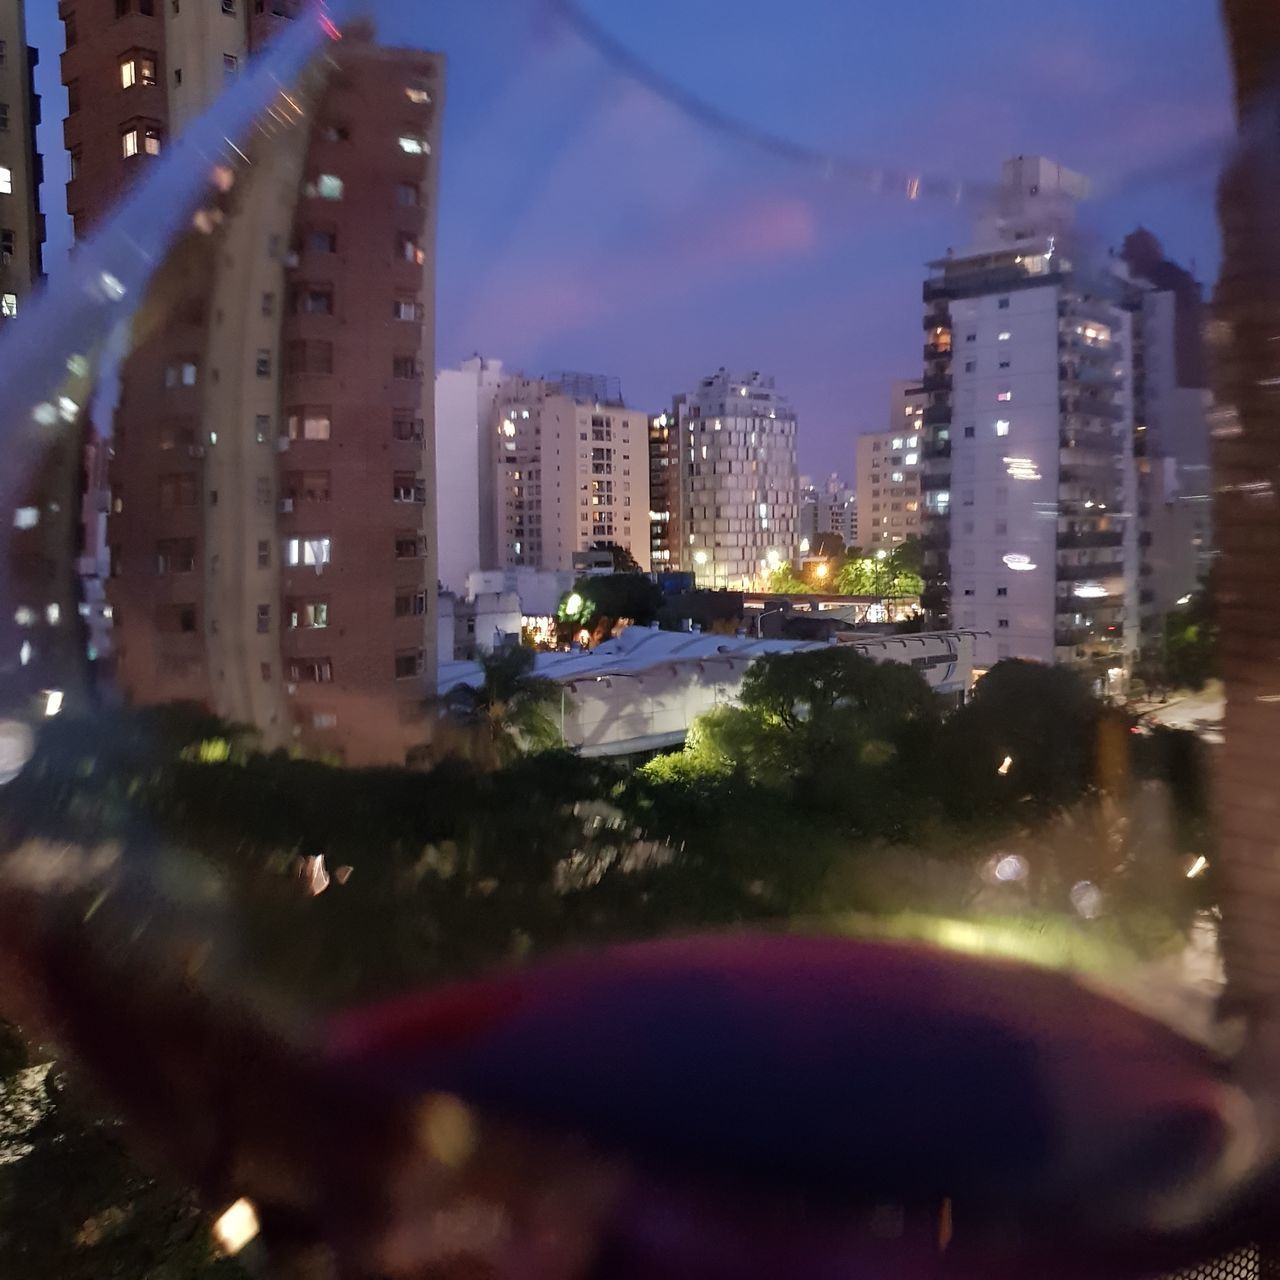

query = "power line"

[{"left": 547, "top": 0, "right": 986, "bottom": 207}]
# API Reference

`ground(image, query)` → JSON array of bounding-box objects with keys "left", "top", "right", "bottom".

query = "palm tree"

[{"left": 441, "top": 645, "right": 564, "bottom": 769}]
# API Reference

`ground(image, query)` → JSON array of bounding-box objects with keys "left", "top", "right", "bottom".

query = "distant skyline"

[{"left": 25, "top": 0, "right": 1232, "bottom": 477}]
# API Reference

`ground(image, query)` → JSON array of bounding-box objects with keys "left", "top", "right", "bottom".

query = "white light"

[
  {"left": 1073, "top": 583, "right": 1108, "bottom": 599},
  {"left": 13, "top": 607, "right": 35, "bottom": 627},
  {"left": 766, "top": 549, "right": 782, "bottom": 570},
  {"left": 997, "top": 754, "right": 1013, "bottom": 776},
  {"left": 45, "top": 604, "right": 60, "bottom": 625},
  {"left": 1004, "top": 457, "right": 1039, "bottom": 481},
  {"left": 1177, "top": 594, "right": 1192, "bottom": 606},
  {"left": 993, "top": 853, "right": 1028, "bottom": 882},
  {"left": 876, "top": 549, "right": 888, "bottom": 560},
  {"left": 398, "top": 135, "right": 427, "bottom": 155},
  {"left": 212, "top": 1199, "right": 260, "bottom": 1256},
  {"left": 1070, "top": 880, "right": 1102, "bottom": 919},
  {"left": 656, "top": 413, "right": 668, "bottom": 427},
  {"left": 904, "top": 452, "right": 918, "bottom": 466},
  {"left": 0, "top": 720, "right": 34, "bottom": 786},
  {"left": 33, "top": 402, "right": 58, "bottom": 426},
  {"left": 58, "top": 397, "right": 79, "bottom": 423},
  {"left": 1187, "top": 855, "right": 1208, "bottom": 880},
  {"left": 522, "top": 410, "right": 529, "bottom": 419},
  {"left": 67, "top": 354, "right": 90, "bottom": 378},
  {"left": 995, "top": 419, "right": 1010, "bottom": 437},
  {"left": 693, "top": 550, "right": 708, "bottom": 566},
  {"left": 998, "top": 331, "right": 1011, "bottom": 342},
  {"left": 758, "top": 502, "right": 768, "bottom": 518},
  {"left": 13, "top": 507, "right": 38, "bottom": 529},
  {"left": 1084, "top": 500, "right": 1094, "bottom": 509},
  {"left": 43, "top": 690, "right": 64, "bottom": 717},
  {"left": 19, "top": 642, "right": 32, "bottom": 667},
  {"left": 99, "top": 272, "right": 127, "bottom": 301},
  {"left": 799, "top": 538, "right": 810, "bottom": 554},
  {"left": 565, "top": 592, "right": 583, "bottom": 615},
  {"left": 1003, "top": 554, "right": 1036, "bottom": 572}
]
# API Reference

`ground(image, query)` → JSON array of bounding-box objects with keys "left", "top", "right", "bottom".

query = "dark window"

[
  {"left": 394, "top": 651, "right": 423, "bottom": 679},
  {"left": 394, "top": 591, "right": 427, "bottom": 617},
  {"left": 288, "top": 658, "right": 333, "bottom": 684},
  {"left": 963, "top": 426, "right": 975, "bottom": 438},
  {"left": 286, "top": 341, "right": 333, "bottom": 375},
  {"left": 257, "top": 540, "right": 270, "bottom": 568},
  {"left": 396, "top": 182, "right": 419, "bottom": 207},
  {"left": 294, "top": 285, "right": 333, "bottom": 315},
  {"left": 998, "top": 297, "right": 1010, "bottom": 310},
  {"left": 997, "top": 586, "right": 1008, "bottom": 597},
  {"left": 157, "top": 538, "right": 197, "bottom": 573},
  {"left": 66, "top": 80, "right": 80, "bottom": 113},
  {"left": 392, "top": 356, "right": 420, "bottom": 380},
  {"left": 306, "top": 228, "right": 336, "bottom": 254},
  {"left": 392, "top": 416, "right": 424, "bottom": 442},
  {"left": 0, "top": 103, "right": 9, "bottom": 133},
  {"left": 392, "top": 473, "right": 425, "bottom": 503},
  {"left": 256, "top": 604, "right": 270, "bottom": 634},
  {"left": 179, "top": 605, "right": 197, "bottom": 633},
  {"left": 255, "top": 349, "right": 272, "bottom": 377},
  {"left": 221, "top": 0, "right": 235, "bottom": 11},
  {"left": 997, "top": 618, "right": 1010, "bottom": 629},
  {"left": 261, "top": 292, "right": 274, "bottom": 317}
]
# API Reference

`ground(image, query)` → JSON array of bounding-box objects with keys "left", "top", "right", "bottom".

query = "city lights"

[{"left": 1002, "top": 553, "right": 1036, "bottom": 571}]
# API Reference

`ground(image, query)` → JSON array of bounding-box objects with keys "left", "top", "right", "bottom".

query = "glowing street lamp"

[
  {"left": 765, "top": 549, "right": 782, "bottom": 570},
  {"left": 565, "top": 592, "right": 583, "bottom": 616},
  {"left": 693, "top": 550, "right": 709, "bottom": 567},
  {"left": 814, "top": 561, "right": 830, "bottom": 580}
]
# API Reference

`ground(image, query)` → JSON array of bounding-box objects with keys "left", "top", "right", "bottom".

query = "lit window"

[
  {"left": 891, "top": 471, "right": 905, "bottom": 483},
  {"left": 315, "top": 174, "right": 343, "bottom": 200},
  {"left": 891, "top": 437, "right": 903, "bottom": 449},
  {"left": 995, "top": 419, "right": 1010, "bottom": 437},
  {"left": 0, "top": 293, "right": 16, "bottom": 317},
  {"left": 398, "top": 135, "right": 429, "bottom": 155},
  {"left": 998, "top": 331, "right": 1012, "bottom": 341},
  {"left": 997, "top": 390, "right": 1012, "bottom": 402},
  {"left": 903, "top": 406, "right": 913, "bottom": 417},
  {"left": 405, "top": 83, "right": 431, "bottom": 104},
  {"left": 121, "top": 57, "right": 137, "bottom": 87},
  {"left": 906, "top": 435, "right": 918, "bottom": 447},
  {"left": 144, "top": 126, "right": 162, "bottom": 155},
  {"left": 285, "top": 536, "right": 331, "bottom": 567},
  {"left": 904, "top": 452, "right": 918, "bottom": 465}
]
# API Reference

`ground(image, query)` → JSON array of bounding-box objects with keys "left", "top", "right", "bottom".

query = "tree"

[
  {"left": 764, "top": 564, "right": 812, "bottom": 595},
  {"left": 1163, "top": 590, "right": 1217, "bottom": 691},
  {"left": 932, "top": 660, "right": 1110, "bottom": 819},
  {"left": 558, "top": 573, "right": 664, "bottom": 644},
  {"left": 591, "top": 541, "right": 641, "bottom": 574},
  {"left": 441, "top": 646, "right": 563, "bottom": 769}
]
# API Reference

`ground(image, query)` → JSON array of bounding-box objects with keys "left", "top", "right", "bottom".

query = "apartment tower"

[
  {"left": 919, "top": 156, "right": 1137, "bottom": 686},
  {"left": 488, "top": 374, "right": 651, "bottom": 573},
  {"left": 678, "top": 368, "right": 799, "bottom": 588},
  {"left": 61, "top": 3, "right": 445, "bottom": 764}
]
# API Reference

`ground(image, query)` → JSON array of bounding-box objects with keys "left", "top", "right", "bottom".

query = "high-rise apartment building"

[
  {"left": 648, "top": 405, "right": 682, "bottom": 570},
  {"left": 678, "top": 368, "right": 799, "bottom": 588},
  {"left": 489, "top": 375, "right": 650, "bottom": 573},
  {"left": 856, "top": 408, "right": 924, "bottom": 552},
  {"left": 1123, "top": 229, "right": 1213, "bottom": 641},
  {"left": 799, "top": 473, "right": 857, "bottom": 552},
  {"left": 919, "top": 156, "right": 1137, "bottom": 683},
  {"left": 62, "top": 6, "right": 446, "bottom": 764},
  {"left": 0, "top": 2, "right": 42, "bottom": 317},
  {"left": 436, "top": 355, "right": 504, "bottom": 592}
]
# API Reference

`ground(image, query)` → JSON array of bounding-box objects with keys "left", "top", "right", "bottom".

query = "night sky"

[{"left": 26, "top": 0, "right": 1231, "bottom": 479}]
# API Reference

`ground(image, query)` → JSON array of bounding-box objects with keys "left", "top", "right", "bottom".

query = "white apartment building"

[
  {"left": 436, "top": 355, "right": 505, "bottom": 592},
  {"left": 800, "top": 474, "right": 857, "bottom": 552},
  {"left": 856, "top": 419, "right": 924, "bottom": 551},
  {"left": 679, "top": 368, "right": 800, "bottom": 587},
  {"left": 919, "top": 156, "right": 1138, "bottom": 684},
  {"left": 489, "top": 377, "right": 650, "bottom": 573}
]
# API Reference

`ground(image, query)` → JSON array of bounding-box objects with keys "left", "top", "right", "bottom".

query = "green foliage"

[
  {"left": 932, "top": 660, "right": 1112, "bottom": 819},
  {"left": 557, "top": 573, "right": 663, "bottom": 640},
  {"left": 441, "top": 644, "right": 563, "bottom": 768},
  {"left": 764, "top": 565, "right": 813, "bottom": 594},
  {"left": 1164, "top": 591, "right": 1218, "bottom": 691}
]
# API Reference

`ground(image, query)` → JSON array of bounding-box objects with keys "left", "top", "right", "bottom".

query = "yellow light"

[
  {"left": 693, "top": 550, "right": 708, "bottom": 566},
  {"left": 814, "top": 562, "right": 830, "bottom": 580},
  {"left": 565, "top": 592, "right": 583, "bottom": 616},
  {"left": 1187, "top": 855, "right": 1208, "bottom": 880},
  {"left": 997, "top": 755, "right": 1013, "bottom": 776},
  {"left": 212, "top": 1200, "right": 260, "bottom": 1256}
]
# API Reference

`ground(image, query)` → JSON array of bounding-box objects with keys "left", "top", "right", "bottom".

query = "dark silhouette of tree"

[{"left": 441, "top": 646, "right": 563, "bottom": 768}]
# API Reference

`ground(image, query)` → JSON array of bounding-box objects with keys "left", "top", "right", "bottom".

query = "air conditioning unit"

[{"left": 278, "top": 498, "right": 294, "bottom": 514}]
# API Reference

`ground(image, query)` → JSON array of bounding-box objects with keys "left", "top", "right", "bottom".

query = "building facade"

[
  {"left": 489, "top": 376, "right": 650, "bottom": 573},
  {"left": 918, "top": 156, "right": 1138, "bottom": 683},
  {"left": 799, "top": 474, "right": 856, "bottom": 552},
  {"left": 1123, "top": 229, "right": 1212, "bottom": 643},
  {"left": 436, "top": 355, "right": 504, "bottom": 592},
  {"left": 62, "top": 5, "right": 446, "bottom": 764},
  {"left": 678, "top": 368, "right": 800, "bottom": 588},
  {"left": 856, "top": 424, "right": 923, "bottom": 552},
  {"left": 648, "top": 405, "right": 682, "bottom": 570}
]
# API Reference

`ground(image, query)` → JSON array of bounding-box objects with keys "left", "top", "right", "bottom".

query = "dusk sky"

[{"left": 26, "top": 0, "right": 1232, "bottom": 479}]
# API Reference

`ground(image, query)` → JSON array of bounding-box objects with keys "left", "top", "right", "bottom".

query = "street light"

[
  {"left": 766, "top": 549, "right": 782, "bottom": 570},
  {"left": 693, "top": 550, "right": 709, "bottom": 566},
  {"left": 814, "top": 561, "right": 830, "bottom": 580},
  {"left": 565, "top": 592, "right": 583, "bottom": 616}
]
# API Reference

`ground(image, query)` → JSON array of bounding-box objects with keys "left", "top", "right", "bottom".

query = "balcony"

[
  {"left": 1057, "top": 528, "right": 1123, "bottom": 549},
  {"left": 1059, "top": 330, "right": 1121, "bottom": 361},
  {"left": 924, "top": 439, "right": 952, "bottom": 461},
  {"left": 922, "top": 403, "right": 952, "bottom": 427},
  {"left": 1061, "top": 397, "right": 1124, "bottom": 424},
  {"left": 922, "top": 373, "right": 952, "bottom": 394},
  {"left": 1059, "top": 362, "right": 1119, "bottom": 388},
  {"left": 923, "top": 311, "right": 951, "bottom": 332},
  {"left": 1056, "top": 561, "right": 1125, "bottom": 581},
  {"left": 919, "top": 471, "right": 951, "bottom": 492},
  {"left": 923, "top": 341, "right": 952, "bottom": 360}
]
